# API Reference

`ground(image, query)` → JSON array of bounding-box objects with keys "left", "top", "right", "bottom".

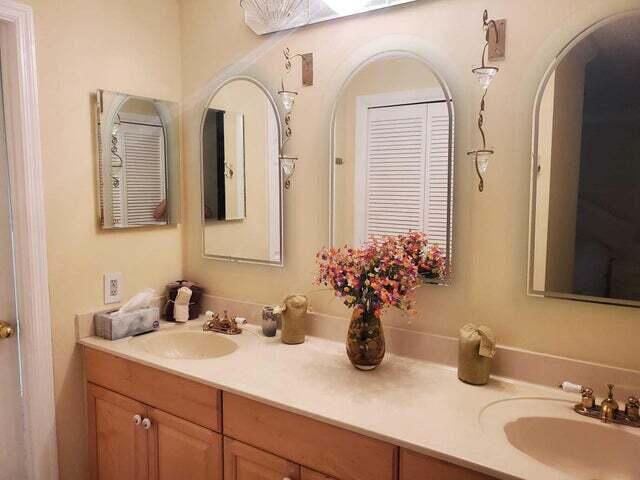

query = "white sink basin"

[
  {"left": 479, "top": 397, "right": 640, "bottom": 480},
  {"left": 130, "top": 330, "right": 238, "bottom": 360}
]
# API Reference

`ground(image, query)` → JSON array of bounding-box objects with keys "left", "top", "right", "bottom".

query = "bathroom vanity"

[
  {"left": 78, "top": 320, "right": 640, "bottom": 480},
  {"left": 83, "top": 345, "right": 493, "bottom": 480}
]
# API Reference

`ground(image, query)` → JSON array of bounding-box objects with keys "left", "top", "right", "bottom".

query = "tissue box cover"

[{"left": 95, "top": 307, "right": 160, "bottom": 340}]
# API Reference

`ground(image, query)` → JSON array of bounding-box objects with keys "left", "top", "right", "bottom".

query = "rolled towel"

[{"left": 174, "top": 287, "right": 192, "bottom": 323}]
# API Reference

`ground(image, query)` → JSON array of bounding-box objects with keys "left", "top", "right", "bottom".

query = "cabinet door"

[
  {"left": 224, "top": 437, "right": 300, "bottom": 480},
  {"left": 400, "top": 449, "right": 496, "bottom": 480},
  {"left": 87, "top": 383, "right": 148, "bottom": 480},
  {"left": 148, "top": 407, "right": 223, "bottom": 480},
  {"left": 301, "top": 468, "right": 336, "bottom": 480}
]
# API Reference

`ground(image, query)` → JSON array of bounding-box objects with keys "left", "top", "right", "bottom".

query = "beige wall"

[
  {"left": 25, "top": 1, "right": 183, "bottom": 479},
  {"left": 544, "top": 41, "right": 594, "bottom": 292},
  {"left": 181, "top": 0, "right": 640, "bottom": 373},
  {"left": 334, "top": 57, "right": 441, "bottom": 245}
]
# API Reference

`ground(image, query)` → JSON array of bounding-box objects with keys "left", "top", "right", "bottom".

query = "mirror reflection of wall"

[
  {"left": 97, "top": 90, "right": 179, "bottom": 229},
  {"left": 203, "top": 109, "right": 246, "bottom": 221},
  {"left": 201, "top": 78, "right": 282, "bottom": 265},
  {"left": 332, "top": 55, "right": 453, "bottom": 261},
  {"left": 531, "top": 13, "right": 640, "bottom": 305}
]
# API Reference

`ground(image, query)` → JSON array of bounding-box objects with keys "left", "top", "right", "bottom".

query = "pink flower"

[{"left": 316, "top": 231, "right": 447, "bottom": 314}]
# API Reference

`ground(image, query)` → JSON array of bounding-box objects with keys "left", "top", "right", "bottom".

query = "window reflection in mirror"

[
  {"left": 531, "top": 13, "right": 640, "bottom": 305},
  {"left": 201, "top": 78, "right": 282, "bottom": 265},
  {"left": 97, "top": 90, "right": 179, "bottom": 229},
  {"left": 331, "top": 55, "right": 454, "bottom": 264}
]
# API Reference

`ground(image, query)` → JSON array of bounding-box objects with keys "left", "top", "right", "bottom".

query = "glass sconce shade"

[
  {"left": 475, "top": 149, "right": 493, "bottom": 173},
  {"left": 472, "top": 66, "right": 499, "bottom": 90},
  {"left": 278, "top": 90, "right": 298, "bottom": 113},
  {"left": 280, "top": 155, "right": 297, "bottom": 177}
]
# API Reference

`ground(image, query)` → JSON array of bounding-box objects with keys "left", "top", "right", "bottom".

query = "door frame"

[{"left": 0, "top": 2, "right": 59, "bottom": 479}]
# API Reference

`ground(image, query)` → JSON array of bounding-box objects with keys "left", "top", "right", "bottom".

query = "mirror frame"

[
  {"left": 527, "top": 10, "right": 640, "bottom": 308},
  {"left": 95, "top": 90, "right": 181, "bottom": 229},
  {"left": 199, "top": 75, "right": 284, "bottom": 266},
  {"left": 328, "top": 50, "right": 455, "bottom": 279}
]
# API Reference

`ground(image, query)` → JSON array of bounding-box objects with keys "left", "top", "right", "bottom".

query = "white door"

[
  {"left": 0, "top": 63, "right": 26, "bottom": 480},
  {"left": 356, "top": 101, "right": 451, "bottom": 255}
]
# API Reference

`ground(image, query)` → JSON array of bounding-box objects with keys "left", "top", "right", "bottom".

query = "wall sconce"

[
  {"left": 467, "top": 9, "right": 502, "bottom": 193},
  {"left": 278, "top": 47, "right": 313, "bottom": 189}
]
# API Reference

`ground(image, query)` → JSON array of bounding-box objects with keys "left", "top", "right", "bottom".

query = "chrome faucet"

[{"left": 560, "top": 381, "right": 639, "bottom": 428}]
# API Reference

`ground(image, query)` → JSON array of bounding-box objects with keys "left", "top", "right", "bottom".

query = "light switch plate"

[{"left": 104, "top": 272, "right": 123, "bottom": 304}]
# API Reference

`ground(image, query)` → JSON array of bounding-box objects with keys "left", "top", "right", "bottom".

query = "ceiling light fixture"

[{"left": 239, "top": 0, "right": 309, "bottom": 32}]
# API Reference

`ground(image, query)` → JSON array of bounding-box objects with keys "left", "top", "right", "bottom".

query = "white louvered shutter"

[
  {"left": 425, "top": 102, "right": 451, "bottom": 254},
  {"left": 118, "top": 123, "right": 166, "bottom": 226},
  {"left": 365, "top": 103, "right": 428, "bottom": 239},
  {"left": 363, "top": 102, "right": 450, "bottom": 255}
]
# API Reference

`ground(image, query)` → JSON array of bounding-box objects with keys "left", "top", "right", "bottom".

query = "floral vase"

[{"left": 346, "top": 304, "right": 386, "bottom": 370}]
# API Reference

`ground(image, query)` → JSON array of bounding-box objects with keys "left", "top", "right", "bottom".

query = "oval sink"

[
  {"left": 131, "top": 330, "right": 238, "bottom": 360},
  {"left": 479, "top": 397, "right": 640, "bottom": 480}
]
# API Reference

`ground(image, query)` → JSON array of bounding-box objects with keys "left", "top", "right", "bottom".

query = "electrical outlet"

[{"left": 104, "top": 272, "right": 123, "bottom": 304}]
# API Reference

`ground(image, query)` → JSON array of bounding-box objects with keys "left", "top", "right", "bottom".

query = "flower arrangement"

[{"left": 316, "top": 231, "right": 447, "bottom": 315}]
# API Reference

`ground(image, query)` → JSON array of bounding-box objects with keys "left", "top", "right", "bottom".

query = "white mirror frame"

[
  {"left": 199, "top": 75, "right": 284, "bottom": 266},
  {"left": 528, "top": 9, "right": 640, "bottom": 308}
]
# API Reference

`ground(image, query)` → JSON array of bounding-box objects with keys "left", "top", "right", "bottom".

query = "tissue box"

[{"left": 94, "top": 307, "right": 160, "bottom": 340}]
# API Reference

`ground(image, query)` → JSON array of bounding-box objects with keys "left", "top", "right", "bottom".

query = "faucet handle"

[
  {"left": 625, "top": 396, "right": 640, "bottom": 420},
  {"left": 559, "top": 381, "right": 584, "bottom": 394}
]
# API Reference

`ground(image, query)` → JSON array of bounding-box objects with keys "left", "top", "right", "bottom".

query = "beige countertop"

[{"left": 79, "top": 320, "right": 638, "bottom": 480}]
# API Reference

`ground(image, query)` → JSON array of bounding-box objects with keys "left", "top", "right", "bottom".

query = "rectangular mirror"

[
  {"left": 530, "top": 12, "right": 640, "bottom": 307},
  {"left": 96, "top": 90, "right": 180, "bottom": 229},
  {"left": 201, "top": 77, "right": 283, "bottom": 265}
]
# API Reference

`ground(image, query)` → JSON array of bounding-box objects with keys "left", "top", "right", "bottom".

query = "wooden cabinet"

[
  {"left": 301, "top": 468, "right": 336, "bottom": 480},
  {"left": 399, "top": 448, "right": 497, "bottom": 480},
  {"left": 224, "top": 438, "right": 299, "bottom": 480},
  {"left": 87, "top": 382, "right": 222, "bottom": 480},
  {"left": 87, "top": 384, "right": 148, "bottom": 480},
  {"left": 223, "top": 392, "right": 396, "bottom": 480},
  {"left": 85, "top": 348, "right": 221, "bottom": 431},
  {"left": 85, "top": 347, "right": 499, "bottom": 480},
  {"left": 149, "top": 408, "right": 222, "bottom": 480}
]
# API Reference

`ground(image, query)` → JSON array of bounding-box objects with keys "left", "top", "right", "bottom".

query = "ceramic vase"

[{"left": 346, "top": 304, "right": 386, "bottom": 370}]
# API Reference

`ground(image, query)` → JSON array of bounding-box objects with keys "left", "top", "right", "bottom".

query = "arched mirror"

[
  {"left": 330, "top": 54, "right": 454, "bottom": 272},
  {"left": 97, "top": 90, "right": 179, "bottom": 229},
  {"left": 530, "top": 12, "right": 640, "bottom": 307},
  {"left": 200, "top": 77, "right": 283, "bottom": 265}
]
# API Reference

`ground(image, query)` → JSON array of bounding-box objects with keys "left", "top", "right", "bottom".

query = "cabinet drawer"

[
  {"left": 223, "top": 392, "right": 396, "bottom": 480},
  {"left": 84, "top": 347, "right": 221, "bottom": 431},
  {"left": 400, "top": 448, "right": 496, "bottom": 480}
]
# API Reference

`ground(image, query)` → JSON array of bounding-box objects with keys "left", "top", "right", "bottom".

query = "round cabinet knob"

[
  {"left": 141, "top": 418, "right": 152, "bottom": 430},
  {"left": 132, "top": 414, "right": 142, "bottom": 426},
  {"left": 0, "top": 321, "right": 14, "bottom": 339}
]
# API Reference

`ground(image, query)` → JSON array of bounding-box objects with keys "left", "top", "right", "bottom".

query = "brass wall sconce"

[
  {"left": 278, "top": 47, "right": 313, "bottom": 189},
  {"left": 467, "top": 9, "right": 503, "bottom": 192}
]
